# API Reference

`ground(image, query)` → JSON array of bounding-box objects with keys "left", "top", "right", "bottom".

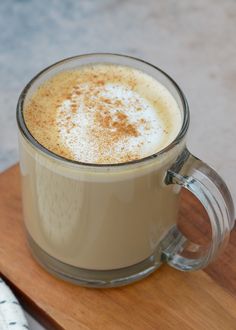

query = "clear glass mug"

[{"left": 17, "top": 54, "right": 235, "bottom": 287}]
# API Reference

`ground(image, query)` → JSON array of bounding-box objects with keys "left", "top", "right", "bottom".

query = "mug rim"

[{"left": 16, "top": 53, "right": 190, "bottom": 168}]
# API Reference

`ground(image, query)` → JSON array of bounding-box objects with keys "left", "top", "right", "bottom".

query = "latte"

[{"left": 19, "top": 58, "right": 184, "bottom": 273}]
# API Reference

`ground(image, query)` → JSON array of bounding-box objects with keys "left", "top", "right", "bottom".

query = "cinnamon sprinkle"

[{"left": 23, "top": 64, "right": 179, "bottom": 164}]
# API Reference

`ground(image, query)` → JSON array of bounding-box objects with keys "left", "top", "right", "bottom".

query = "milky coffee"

[{"left": 20, "top": 63, "right": 183, "bottom": 270}]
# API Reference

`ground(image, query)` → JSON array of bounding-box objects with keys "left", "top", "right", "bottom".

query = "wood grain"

[{"left": 0, "top": 165, "right": 236, "bottom": 330}]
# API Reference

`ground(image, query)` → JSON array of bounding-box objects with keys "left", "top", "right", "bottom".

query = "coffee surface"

[{"left": 24, "top": 64, "right": 182, "bottom": 164}]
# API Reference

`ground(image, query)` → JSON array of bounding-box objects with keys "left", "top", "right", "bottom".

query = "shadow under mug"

[{"left": 17, "top": 54, "right": 235, "bottom": 288}]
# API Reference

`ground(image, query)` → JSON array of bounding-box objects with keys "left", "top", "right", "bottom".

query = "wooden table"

[{"left": 0, "top": 165, "right": 236, "bottom": 329}]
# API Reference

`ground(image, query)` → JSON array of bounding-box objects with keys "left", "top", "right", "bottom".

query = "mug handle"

[{"left": 162, "top": 148, "right": 235, "bottom": 271}]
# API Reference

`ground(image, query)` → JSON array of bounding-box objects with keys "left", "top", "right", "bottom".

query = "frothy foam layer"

[
  {"left": 57, "top": 83, "right": 170, "bottom": 163},
  {"left": 24, "top": 64, "right": 182, "bottom": 164}
]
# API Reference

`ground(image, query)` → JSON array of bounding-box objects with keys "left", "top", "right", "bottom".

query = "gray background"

[{"left": 0, "top": 0, "right": 235, "bottom": 328}]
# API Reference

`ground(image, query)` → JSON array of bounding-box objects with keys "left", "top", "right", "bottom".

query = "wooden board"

[{"left": 0, "top": 165, "right": 236, "bottom": 330}]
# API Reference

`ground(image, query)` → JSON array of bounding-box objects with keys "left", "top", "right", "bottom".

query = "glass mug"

[{"left": 17, "top": 54, "right": 235, "bottom": 288}]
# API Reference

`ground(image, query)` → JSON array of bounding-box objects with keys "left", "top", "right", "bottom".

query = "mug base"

[{"left": 27, "top": 234, "right": 163, "bottom": 288}]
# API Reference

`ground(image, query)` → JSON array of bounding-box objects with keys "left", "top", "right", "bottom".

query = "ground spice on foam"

[
  {"left": 76, "top": 77, "right": 142, "bottom": 163},
  {"left": 24, "top": 66, "right": 155, "bottom": 164}
]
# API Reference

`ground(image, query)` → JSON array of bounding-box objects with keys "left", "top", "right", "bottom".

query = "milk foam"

[
  {"left": 24, "top": 64, "right": 182, "bottom": 164},
  {"left": 57, "top": 83, "right": 170, "bottom": 163}
]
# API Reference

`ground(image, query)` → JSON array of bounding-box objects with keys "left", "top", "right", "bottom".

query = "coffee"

[
  {"left": 24, "top": 64, "right": 181, "bottom": 164},
  {"left": 19, "top": 61, "right": 184, "bottom": 271},
  {"left": 17, "top": 54, "right": 235, "bottom": 287}
]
